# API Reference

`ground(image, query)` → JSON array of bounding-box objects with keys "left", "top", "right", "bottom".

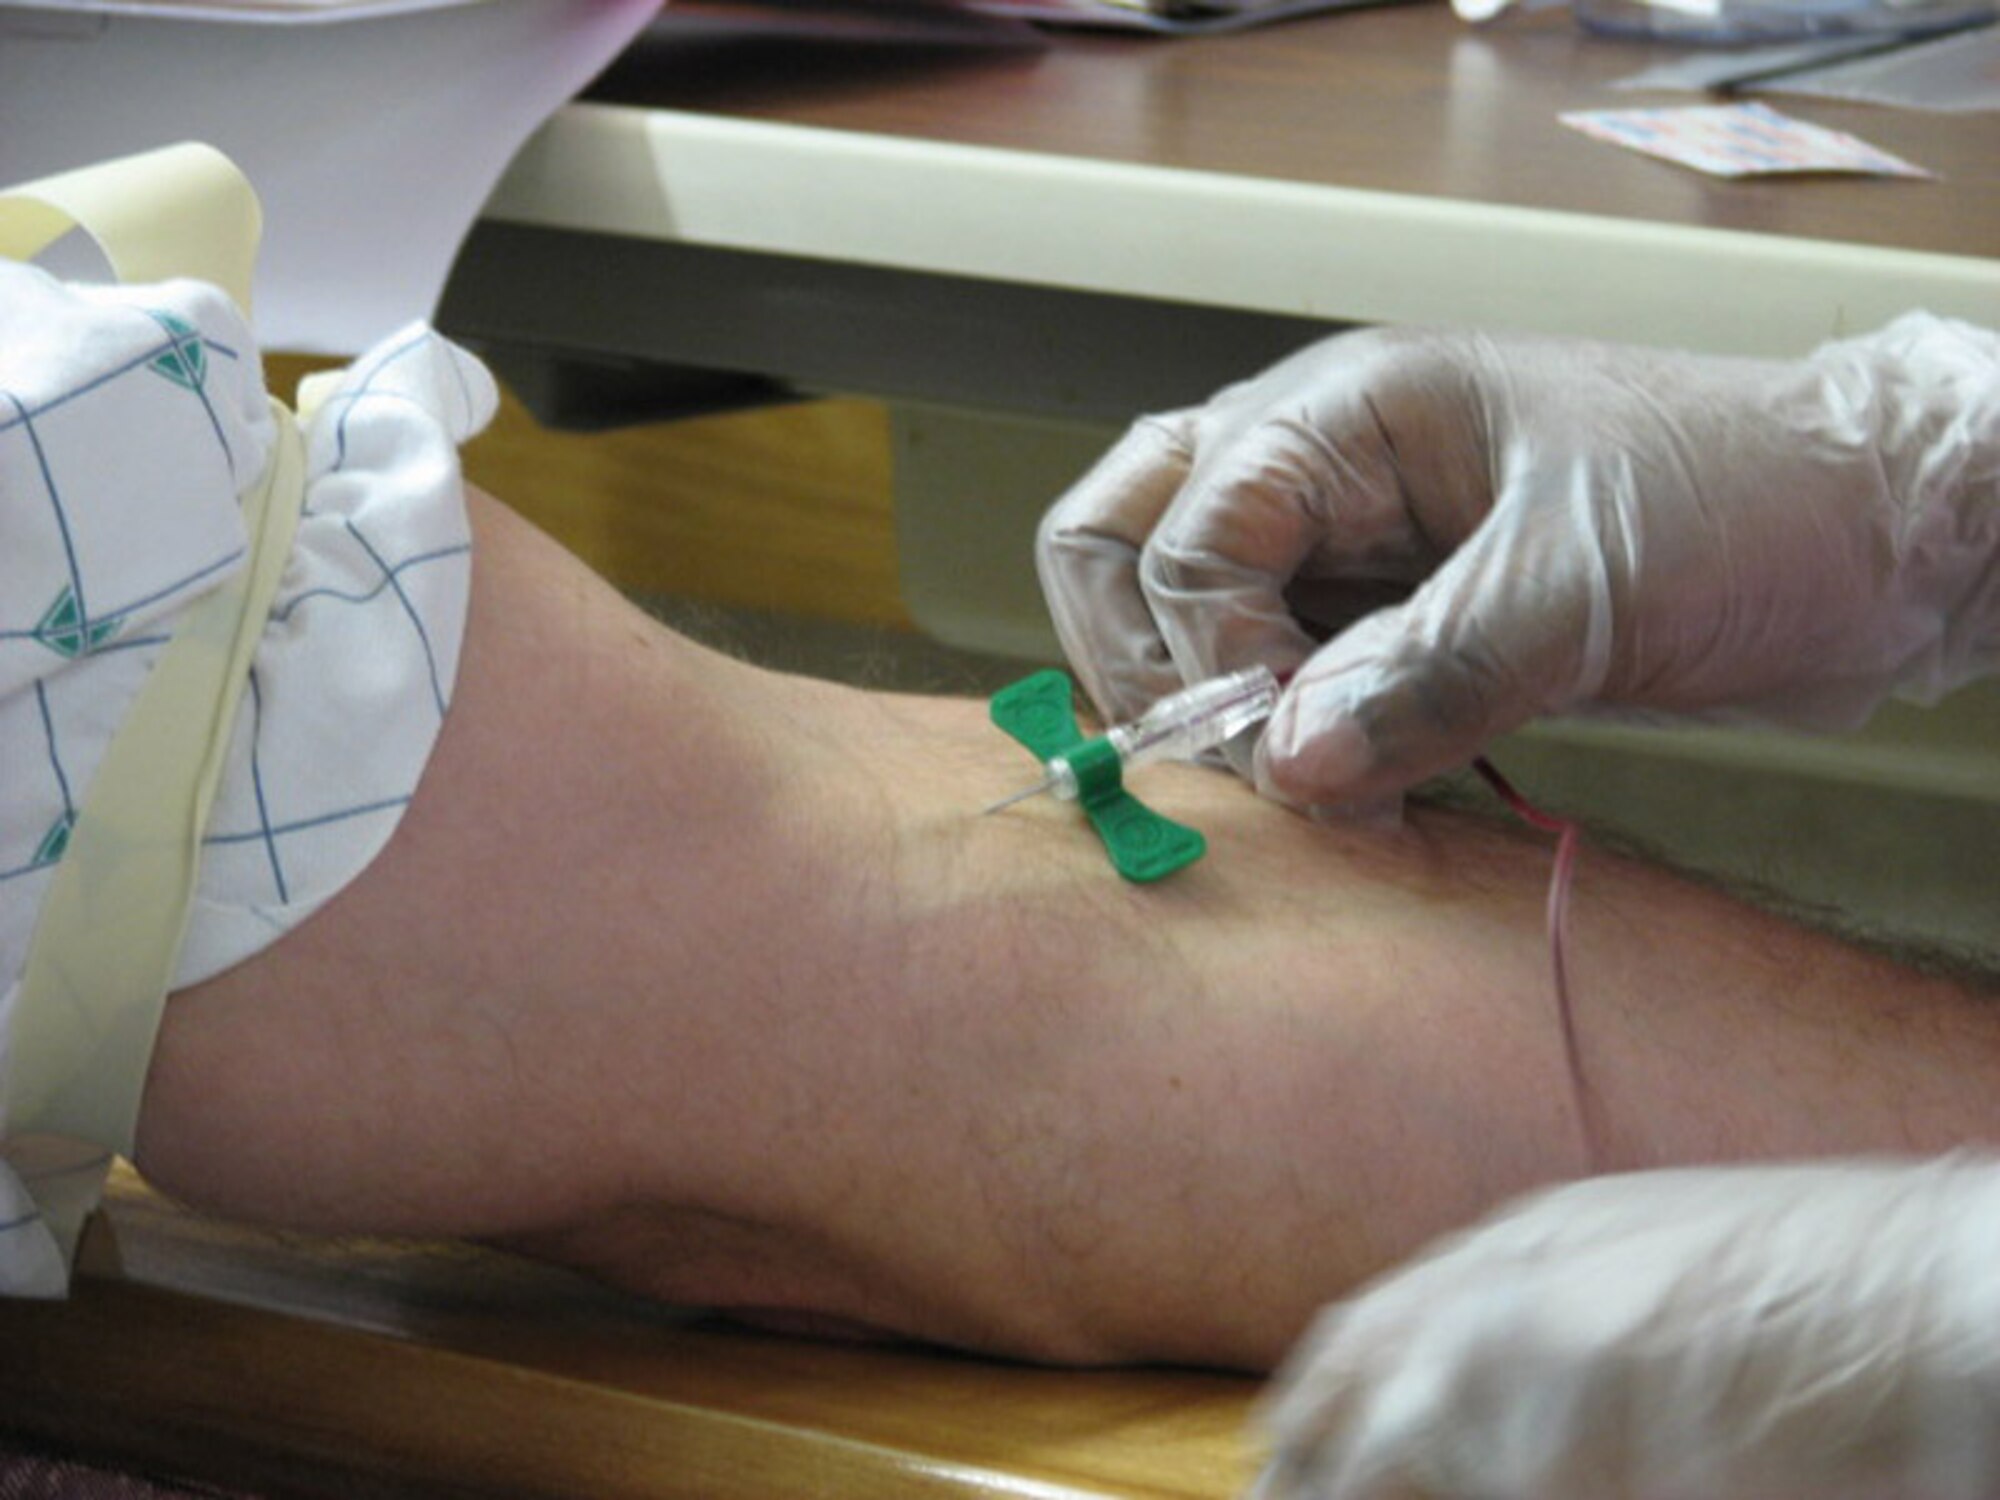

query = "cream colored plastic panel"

[
  {"left": 485, "top": 104, "right": 2000, "bottom": 357},
  {"left": 893, "top": 403, "right": 1089, "bottom": 662}
]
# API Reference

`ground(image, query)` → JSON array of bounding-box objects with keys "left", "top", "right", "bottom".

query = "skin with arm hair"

[{"left": 133, "top": 486, "right": 2000, "bottom": 1374}]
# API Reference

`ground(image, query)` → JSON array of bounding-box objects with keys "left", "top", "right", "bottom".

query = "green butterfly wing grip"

[{"left": 988, "top": 670, "right": 1207, "bottom": 884}]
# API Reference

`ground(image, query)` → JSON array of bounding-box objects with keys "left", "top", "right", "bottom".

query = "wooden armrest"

[{"left": 0, "top": 1168, "right": 1258, "bottom": 1499}]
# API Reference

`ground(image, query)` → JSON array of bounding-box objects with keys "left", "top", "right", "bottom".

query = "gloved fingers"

[
  {"left": 1256, "top": 1160, "right": 2000, "bottom": 1500},
  {"left": 1258, "top": 1299, "right": 1375, "bottom": 1456},
  {"left": 1255, "top": 1281, "right": 1527, "bottom": 1500},
  {"left": 1252, "top": 610, "right": 1525, "bottom": 808},
  {"left": 1253, "top": 1206, "right": 1634, "bottom": 1500},
  {"left": 1036, "top": 411, "right": 1201, "bottom": 723},
  {"left": 1252, "top": 496, "right": 1612, "bottom": 806},
  {"left": 1252, "top": 1215, "right": 1533, "bottom": 1498},
  {"left": 1252, "top": 1310, "right": 1403, "bottom": 1500},
  {"left": 1135, "top": 401, "right": 1446, "bottom": 695}
]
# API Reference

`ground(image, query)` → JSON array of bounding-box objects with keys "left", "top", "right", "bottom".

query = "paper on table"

[
  {"left": 1560, "top": 101, "right": 1935, "bottom": 176},
  {"left": 0, "top": 0, "right": 661, "bottom": 352}
]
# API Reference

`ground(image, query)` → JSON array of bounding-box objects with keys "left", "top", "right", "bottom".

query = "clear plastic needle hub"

[{"left": 982, "top": 664, "right": 1281, "bottom": 814}]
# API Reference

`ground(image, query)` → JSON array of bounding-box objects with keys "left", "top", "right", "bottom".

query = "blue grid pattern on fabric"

[
  {"left": 190, "top": 326, "right": 474, "bottom": 905},
  {"left": 2, "top": 320, "right": 245, "bottom": 895},
  {"left": 5, "top": 321, "right": 473, "bottom": 911}
]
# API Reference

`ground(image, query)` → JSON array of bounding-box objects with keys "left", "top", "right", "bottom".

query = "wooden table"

[{"left": 1, "top": 1168, "right": 1260, "bottom": 1498}]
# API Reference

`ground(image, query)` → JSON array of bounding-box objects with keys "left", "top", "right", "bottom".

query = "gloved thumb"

[
  {"left": 1253, "top": 493, "right": 1612, "bottom": 805},
  {"left": 1251, "top": 608, "right": 1501, "bottom": 807}
]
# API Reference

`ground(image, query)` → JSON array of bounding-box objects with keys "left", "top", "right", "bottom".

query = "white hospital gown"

[{"left": 0, "top": 259, "right": 495, "bottom": 1293}]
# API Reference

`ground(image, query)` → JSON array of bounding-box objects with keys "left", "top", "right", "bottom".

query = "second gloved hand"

[
  {"left": 1036, "top": 317, "right": 2000, "bottom": 808},
  {"left": 1255, "top": 1155, "right": 2000, "bottom": 1500}
]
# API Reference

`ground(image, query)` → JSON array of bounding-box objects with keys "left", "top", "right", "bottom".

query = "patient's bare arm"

[{"left": 132, "top": 488, "right": 2000, "bottom": 1372}]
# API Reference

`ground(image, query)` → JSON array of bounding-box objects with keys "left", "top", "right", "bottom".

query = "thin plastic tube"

[{"left": 1473, "top": 756, "right": 1600, "bottom": 1174}]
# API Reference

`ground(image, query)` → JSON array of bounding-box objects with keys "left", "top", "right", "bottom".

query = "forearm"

[
  {"left": 836, "top": 755, "right": 2000, "bottom": 1365},
  {"left": 135, "top": 489, "right": 2000, "bottom": 1371}
]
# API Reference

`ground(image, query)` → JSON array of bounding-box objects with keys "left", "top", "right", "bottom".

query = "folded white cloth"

[{"left": 0, "top": 259, "right": 495, "bottom": 1293}]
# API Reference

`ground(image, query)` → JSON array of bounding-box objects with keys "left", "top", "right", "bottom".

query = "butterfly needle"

[{"left": 980, "top": 665, "right": 1280, "bottom": 816}]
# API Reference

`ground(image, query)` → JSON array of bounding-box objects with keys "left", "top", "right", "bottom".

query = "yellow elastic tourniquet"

[
  {"left": 0, "top": 142, "right": 259, "bottom": 315},
  {"left": 11, "top": 404, "right": 301, "bottom": 1156},
  {"left": 3, "top": 144, "right": 287, "bottom": 1162}
]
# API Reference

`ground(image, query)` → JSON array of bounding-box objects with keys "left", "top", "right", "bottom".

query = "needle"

[{"left": 981, "top": 775, "right": 1057, "bottom": 816}]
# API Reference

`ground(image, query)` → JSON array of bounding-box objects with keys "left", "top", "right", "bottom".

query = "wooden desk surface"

[
  {"left": 0, "top": 1169, "right": 1260, "bottom": 1499},
  {"left": 592, "top": 1, "right": 1996, "bottom": 260}
]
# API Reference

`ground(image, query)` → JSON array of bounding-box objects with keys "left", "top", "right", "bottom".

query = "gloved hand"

[
  {"left": 1037, "top": 315, "right": 2000, "bottom": 808},
  {"left": 1254, "top": 1156, "right": 2000, "bottom": 1500}
]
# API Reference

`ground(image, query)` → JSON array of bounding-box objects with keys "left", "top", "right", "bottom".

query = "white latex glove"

[
  {"left": 1037, "top": 315, "right": 2000, "bottom": 808},
  {"left": 1254, "top": 1156, "right": 2000, "bottom": 1500}
]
